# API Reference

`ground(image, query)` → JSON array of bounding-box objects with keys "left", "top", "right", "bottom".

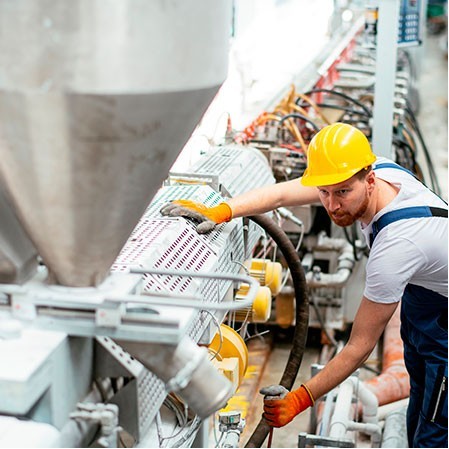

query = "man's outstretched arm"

[
  {"left": 161, "top": 177, "right": 320, "bottom": 232},
  {"left": 263, "top": 297, "right": 398, "bottom": 427},
  {"left": 228, "top": 177, "right": 320, "bottom": 218}
]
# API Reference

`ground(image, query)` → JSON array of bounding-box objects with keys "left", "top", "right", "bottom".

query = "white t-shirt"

[{"left": 361, "top": 158, "right": 448, "bottom": 303}]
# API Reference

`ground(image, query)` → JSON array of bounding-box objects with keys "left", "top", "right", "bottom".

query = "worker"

[{"left": 161, "top": 122, "right": 448, "bottom": 447}]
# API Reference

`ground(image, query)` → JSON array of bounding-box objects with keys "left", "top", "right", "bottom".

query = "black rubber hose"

[
  {"left": 244, "top": 214, "right": 309, "bottom": 448},
  {"left": 301, "top": 88, "right": 373, "bottom": 117},
  {"left": 279, "top": 113, "right": 321, "bottom": 132}
]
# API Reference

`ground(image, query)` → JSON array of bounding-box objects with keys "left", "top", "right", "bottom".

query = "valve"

[{"left": 218, "top": 411, "right": 245, "bottom": 448}]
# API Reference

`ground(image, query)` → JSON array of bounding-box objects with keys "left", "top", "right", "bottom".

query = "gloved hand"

[
  {"left": 260, "top": 384, "right": 314, "bottom": 428},
  {"left": 160, "top": 200, "right": 233, "bottom": 234}
]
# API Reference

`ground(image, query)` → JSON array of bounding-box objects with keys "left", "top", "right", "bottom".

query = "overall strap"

[
  {"left": 374, "top": 161, "right": 448, "bottom": 205},
  {"left": 374, "top": 162, "right": 417, "bottom": 178},
  {"left": 370, "top": 206, "right": 448, "bottom": 246}
]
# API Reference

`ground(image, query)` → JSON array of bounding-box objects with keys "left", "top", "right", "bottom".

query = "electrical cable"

[
  {"left": 315, "top": 102, "right": 372, "bottom": 118},
  {"left": 172, "top": 416, "right": 203, "bottom": 448},
  {"left": 215, "top": 431, "right": 225, "bottom": 448},
  {"left": 278, "top": 113, "right": 321, "bottom": 132},
  {"left": 310, "top": 292, "right": 338, "bottom": 347},
  {"left": 404, "top": 103, "right": 442, "bottom": 195},
  {"left": 295, "top": 93, "right": 332, "bottom": 124},
  {"left": 301, "top": 88, "right": 373, "bottom": 117},
  {"left": 203, "top": 309, "right": 223, "bottom": 361},
  {"left": 279, "top": 115, "right": 308, "bottom": 149},
  {"left": 244, "top": 215, "right": 309, "bottom": 448}
]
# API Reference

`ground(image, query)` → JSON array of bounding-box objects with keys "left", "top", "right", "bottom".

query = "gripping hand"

[
  {"left": 260, "top": 384, "right": 314, "bottom": 428},
  {"left": 160, "top": 200, "right": 232, "bottom": 234}
]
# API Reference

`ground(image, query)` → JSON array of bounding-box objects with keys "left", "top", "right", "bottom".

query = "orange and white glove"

[
  {"left": 260, "top": 384, "right": 315, "bottom": 428},
  {"left": 160, "top": 199, "right": 233, "bottom": 234}
]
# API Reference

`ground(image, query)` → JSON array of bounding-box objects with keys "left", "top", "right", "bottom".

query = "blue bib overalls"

[{"left": 371, "top": 163, "right": 448, "bottom": 447}]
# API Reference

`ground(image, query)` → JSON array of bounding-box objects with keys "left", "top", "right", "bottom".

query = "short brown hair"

[{"left": 353, "top": 166, "right": 373, "bottom": 181}]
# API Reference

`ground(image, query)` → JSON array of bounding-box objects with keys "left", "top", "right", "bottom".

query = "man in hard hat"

[{"left": 161, "top": 122, "right": 448, "bottom": 447}]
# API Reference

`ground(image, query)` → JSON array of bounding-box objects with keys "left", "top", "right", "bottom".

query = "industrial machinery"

[{"left": 0, "top": 1, "right": 441, "bottom": 448}]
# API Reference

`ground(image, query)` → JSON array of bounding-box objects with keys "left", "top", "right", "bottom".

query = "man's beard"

[{"left": 329, "top": 194, "right": 369, "bottom": 227}]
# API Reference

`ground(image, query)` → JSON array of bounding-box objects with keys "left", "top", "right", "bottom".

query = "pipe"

[
  {"left": 244, "top": 215, "right": 309, "bottom": 448},
  {"left": 377, "top": 398, "right": 409, "bottom": 421},
  {"left": 329, "top": 379, "right": 354, "bottom": 439},
  {"left": 347, "top": 421, "right": 382, "bottom": 447},
  {"left": 328, "top": 377, "right": 381, "bottom": 446},
  {"left": 351, "top": 378, "right": 378, "bottom": 425},
  {"left": 223, "top": 430, "right": 241, "bottom": 448},
  {"left": 117, "top": 336, "right": 234, "bottom": 419},
  {"left": 318, "top": 388, "right": 337, "bottom": 436},
  {"left": 364, "top": 307, "right": 410, "bottom": 406},
  {"left": 128, "top": 268, "right": 260, "bottom": 312},
  {"left": 305, "top": 232, "right": 356, "bottom": 288},
  {"left": 381, "top": 406, "right": 408, "bottom": 448},
  {"left": 58, "top": 388, "right": 103, "bottom": 447}
]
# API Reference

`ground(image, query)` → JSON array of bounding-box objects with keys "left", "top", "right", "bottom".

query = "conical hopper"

[{"left": 0, "top": 0, "right": 231, "bottom": 286}]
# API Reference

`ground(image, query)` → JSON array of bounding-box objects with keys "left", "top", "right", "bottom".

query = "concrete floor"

[
  {"left": 238, "top": 29, "right": 448, "bottom": 449},
  {"left": 240, "top": 338, "right": 320, "bottom": 448}
]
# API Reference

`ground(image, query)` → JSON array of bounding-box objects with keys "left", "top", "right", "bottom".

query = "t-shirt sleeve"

[{"left": 364, "top": 228, "right": 425, "bottom": 303}]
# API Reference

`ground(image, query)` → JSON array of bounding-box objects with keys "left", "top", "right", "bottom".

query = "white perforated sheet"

[{"left": 110, "top": 145, "right": 272, "bottom": 433}]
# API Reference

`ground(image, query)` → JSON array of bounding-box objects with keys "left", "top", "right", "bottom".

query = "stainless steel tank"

[{"left": 0, "top": 0, "right": 231, "bottom": 286}]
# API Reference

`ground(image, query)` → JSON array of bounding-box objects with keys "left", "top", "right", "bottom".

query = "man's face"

[{"left": 317, "top": 172, "right": 373, "bottom": 227}]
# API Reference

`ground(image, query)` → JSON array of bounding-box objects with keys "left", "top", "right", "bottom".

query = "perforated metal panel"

[
  {"left": 137, "top": 371, "right": 165, "bottom": 435},
  {"left": 110, "top": 145, "right": 274, "bottom": 435},
  {"left": 185, "top": 144, "right": 275, "bottom": 197},
  {"left": 111, "top": 185, "right": 249, "bottom": 433}
]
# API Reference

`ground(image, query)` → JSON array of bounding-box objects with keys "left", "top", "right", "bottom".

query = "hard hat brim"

[{"left": 300, "top": 168, "right": 363, "bottom": 187}]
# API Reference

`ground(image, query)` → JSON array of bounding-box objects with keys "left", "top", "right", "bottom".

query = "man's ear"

[{"left": 366, "top": 170, "right": 376, "bottom": 191}]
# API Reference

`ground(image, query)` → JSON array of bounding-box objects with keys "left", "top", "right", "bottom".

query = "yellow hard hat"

[{"left": 301, "top": 123, "right": 376, "bottom": 187}]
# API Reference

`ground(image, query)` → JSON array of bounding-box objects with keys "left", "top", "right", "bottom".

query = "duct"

[
  {"left": 0, "top": 0, "right": 231, "bottom": 287},
  {"left": 306, "top": 232, "right": 356, "bottom": 288},
  {"left": 117, "top": 336, "right": 234, "bottom": 420}
]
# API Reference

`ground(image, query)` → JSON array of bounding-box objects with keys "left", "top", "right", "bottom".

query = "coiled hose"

[{"left": 244, "top": 214, "right": 309, "bottom": 448}]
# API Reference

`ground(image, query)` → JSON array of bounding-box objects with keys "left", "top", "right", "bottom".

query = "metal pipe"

[
  {"left": 117, "top": 335, "right": 234, "bottom": 419},
  {"left": 305, "top": 233, "right": 356, "bottom": 288},
  {"left": 128, "top": 268, "right": 259, "bottom": 312}
]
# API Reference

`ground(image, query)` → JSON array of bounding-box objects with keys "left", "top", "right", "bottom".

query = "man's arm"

[
  {"left": 262, "top": 297, "right": 399, "bottom": 427},
  {"left": 228, "top": 177, "right": 320, "bottom": 218},
  {"left": 306, "top": 297, "right": 399, "bottom": 399},
  {"left": 161, "top": 177, "right": 320, "bottom": 232}
]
